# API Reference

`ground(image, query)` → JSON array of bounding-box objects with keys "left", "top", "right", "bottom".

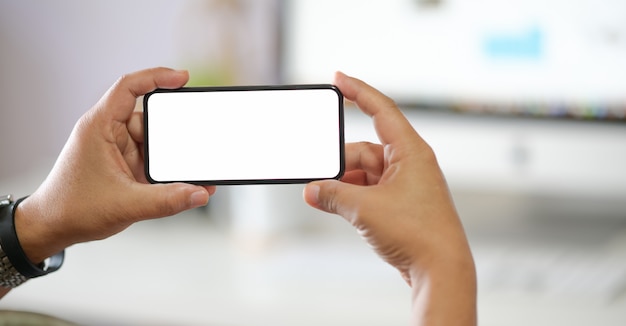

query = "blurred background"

[{"left": 1, "top": 0, "right": 626, "bottom": 325}]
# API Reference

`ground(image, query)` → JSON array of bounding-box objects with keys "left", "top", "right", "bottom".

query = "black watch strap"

[{"left": 0, "top": 196, "right": 64, "bottom": 281}]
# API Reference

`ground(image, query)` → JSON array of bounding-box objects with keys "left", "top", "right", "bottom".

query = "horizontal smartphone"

[{"left": 143, "top": 85, "right": 344, "bottom": 185}]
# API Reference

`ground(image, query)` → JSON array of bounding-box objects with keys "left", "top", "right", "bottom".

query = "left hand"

[{"left": 14, "top": 67, "right": 216, "bottom": 264}]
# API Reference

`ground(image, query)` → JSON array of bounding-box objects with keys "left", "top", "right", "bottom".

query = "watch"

[{"left": 0, "top": 194, "right": 65, "bottom": 288}]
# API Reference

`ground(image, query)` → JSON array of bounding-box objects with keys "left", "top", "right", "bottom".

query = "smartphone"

[{"left": 143, "top": 85, "right": 344, "bottom": 185}]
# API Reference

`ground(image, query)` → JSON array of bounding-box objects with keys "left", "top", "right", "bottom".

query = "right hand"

[{"left": 303, "top": 72, "right": 476, "bottom": 325}]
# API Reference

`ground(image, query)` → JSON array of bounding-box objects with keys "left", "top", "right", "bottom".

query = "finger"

[
  {"left": 344, "top": 142, "right": 384, "bottom": 177},
  {"left": 303, "top": 179, "right": 361, "bottom": 219},
  {"left": 121, "top": 67, "right": 189, "bottom": 98},
  {"left": 204, "top": 185, "right": 218, "bottom": 196},
  {"left": 127, "top": 111, "right": 144, "bottom": 144},
  {"left": 126, "top": 183, "right": 210, "bottom": 221},
  {"left": 334, "top": 71, "right": 420, "bottom": 146},
  {"left": 101, "top": 67, "right": 189, "bottom": 121},
  {"left": 340, "top": 170, "right": 381, "bottom": 186}
]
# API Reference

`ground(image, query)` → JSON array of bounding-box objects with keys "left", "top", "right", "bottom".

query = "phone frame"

[{"left": 143, "top": 84, "right": 345, "bottom": 185}]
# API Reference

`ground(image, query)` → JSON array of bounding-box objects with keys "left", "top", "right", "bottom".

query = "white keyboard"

[{"left": 474, "top": 244, "right": 626, "bottom": 302}]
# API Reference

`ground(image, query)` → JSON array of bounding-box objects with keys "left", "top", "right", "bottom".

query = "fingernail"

[
  {"left": 306, "top": 184, "right": 320, "bottom": 203},
  {"left": 190, "top": 189, "right": 209, "bottom": 207}
]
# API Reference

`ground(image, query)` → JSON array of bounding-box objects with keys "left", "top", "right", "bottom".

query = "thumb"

[
  {"left": 303, "top": 180, "right": 360, "bottom": 219},
  {"left": 128, "top": 183, "right": 210, "bottom": 220}
]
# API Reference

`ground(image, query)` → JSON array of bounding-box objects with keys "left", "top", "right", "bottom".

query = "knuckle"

[
  {"left": 419, "top": 142, "right": 438, "bottom": 163},
  {"left": 319, "top": 183, "right": 340, "bottom": 213},
  {"left": 114, "top": 73, "right": 131, "bottom": 89},
  {"left": 152, "top": 190, "right": 184, "bottom": 218}
]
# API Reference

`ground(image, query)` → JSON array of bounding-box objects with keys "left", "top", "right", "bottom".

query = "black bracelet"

[{"left": 0, "top": 196, "right": 64, "bottom": 279}]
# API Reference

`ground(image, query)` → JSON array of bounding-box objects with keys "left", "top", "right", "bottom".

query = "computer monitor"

[
  {"left": 281, "top": 0, "right": 626, "bottom": 121},
  {"left": 280, "top": 0, "right": 626, "bottom": 199}
]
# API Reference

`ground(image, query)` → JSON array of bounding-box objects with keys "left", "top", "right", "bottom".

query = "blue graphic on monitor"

[{"left": 483, "top": 26, "right": 543, "bottom": 60}]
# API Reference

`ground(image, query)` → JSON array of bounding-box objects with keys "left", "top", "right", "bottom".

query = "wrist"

[
  {"left": 0, "top": 195, "right": 65, "bottom": 288},
  {"left": 408, "top": 244, "right": 477, "bottom": 325},
  {"left": 13, "top": 196, "right": 63, "bottom": 264}
]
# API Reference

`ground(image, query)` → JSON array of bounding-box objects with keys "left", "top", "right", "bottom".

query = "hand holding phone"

[{"left": 143, "top": 85, "right": 344, "bottom": 185}]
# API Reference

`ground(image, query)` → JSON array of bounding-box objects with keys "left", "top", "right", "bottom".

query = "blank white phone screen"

[{"left": 145, "top": 87, "right": 343, "bottom": 183}]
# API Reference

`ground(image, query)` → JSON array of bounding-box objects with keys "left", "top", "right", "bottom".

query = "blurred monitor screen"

[{"left": 282, "top": 0, "right": 626, "bottom": 120}]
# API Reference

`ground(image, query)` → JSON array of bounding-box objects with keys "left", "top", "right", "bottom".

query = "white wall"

[{"left": 0, "top": 0, "right": 278, "bottom": 181}]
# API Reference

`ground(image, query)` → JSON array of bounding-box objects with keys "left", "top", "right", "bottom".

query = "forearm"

[{"left": 409, "top": 248, "right": 477, "bottom": 326}]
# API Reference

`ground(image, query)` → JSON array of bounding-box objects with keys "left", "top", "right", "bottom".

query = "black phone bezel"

[{"left": 143, "top": 84, "right": 345, "bottom": 185}]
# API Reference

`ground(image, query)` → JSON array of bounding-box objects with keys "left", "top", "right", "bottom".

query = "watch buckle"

[{"left": 0, "top": 194, "right": 14, "bottom": 207}]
